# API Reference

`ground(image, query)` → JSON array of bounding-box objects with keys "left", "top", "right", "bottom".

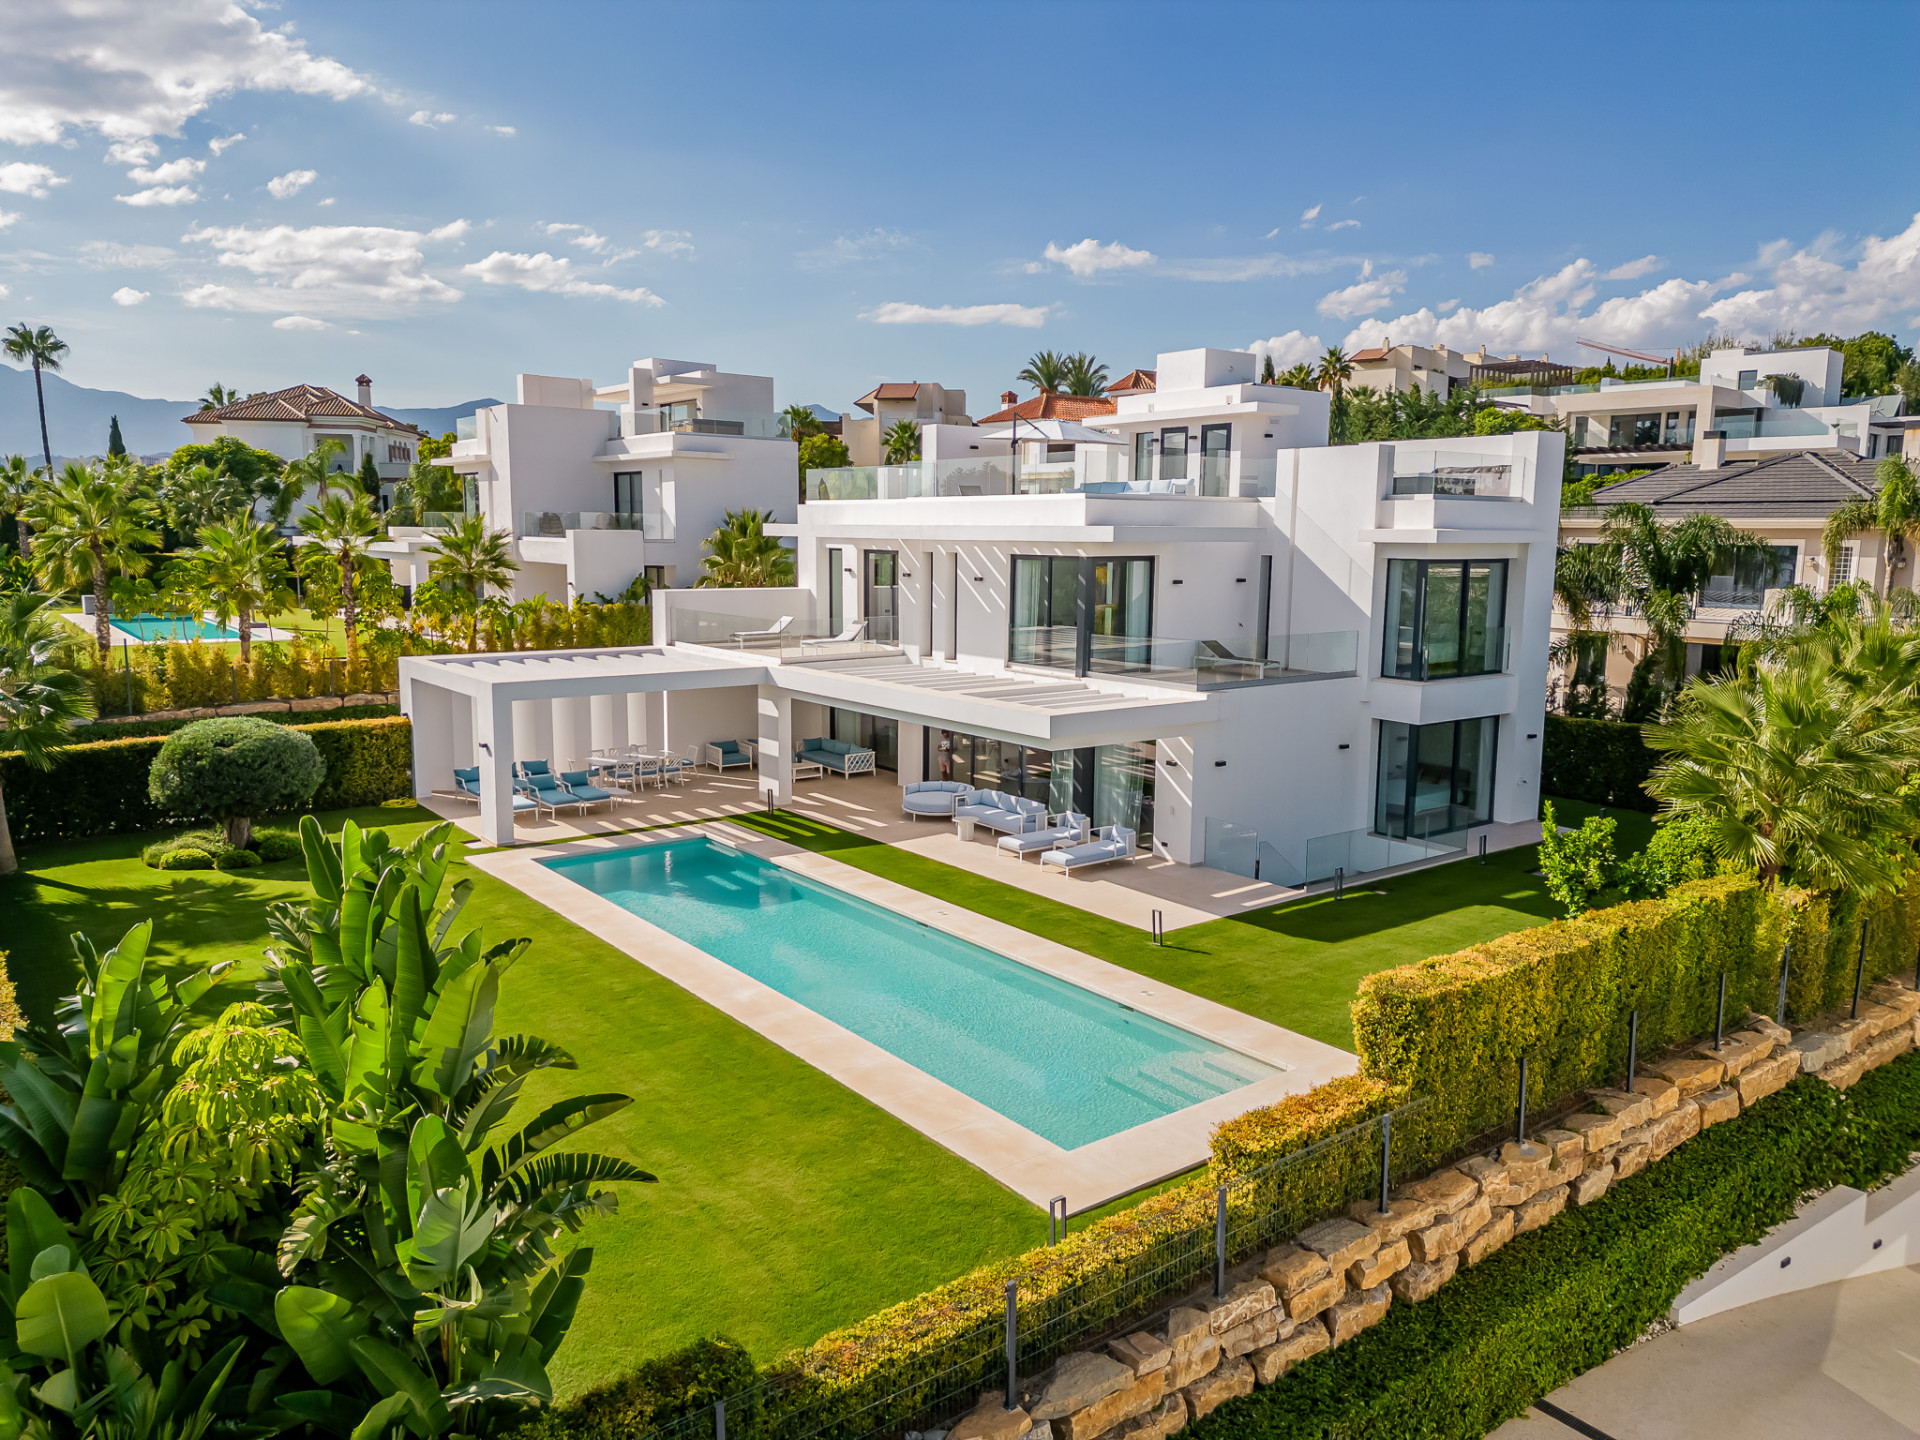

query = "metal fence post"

[
  {"left": 1852, "top": 920, "right": 1870, "bottom": 1019},
  {"left": 1377, "top": 1113, "right": 1393, "bottom": 1214},
  {"left": 1777, "top": 943, "right": 1793, "bottom": 1025},
  {"left": 1003, "top": 1280, "right": 1017, "bottom": 1411},
  {"left": 1626, "top": 1010, "right": 1638, "bottom": 1095},
  {"left": 1515, "top": 1055, "right": 1529, "bottom": 1143},
  {"left": 1214, "top": 1187, "right": 1227, "bottom": 1298},
  {"left": 714, "top": 1399, "right": 725, "bottom": 1440},
  {"left": 1714, "top": 972, "right": 1727, "bottom": 1051}
]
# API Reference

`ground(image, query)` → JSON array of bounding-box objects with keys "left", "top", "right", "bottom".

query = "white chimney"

[
  {"left": 356, "top": 373, "right": 372, "bottom": 406},
  {"left": 1696, "top": 434, "right": 1725, "bottom": 470}
]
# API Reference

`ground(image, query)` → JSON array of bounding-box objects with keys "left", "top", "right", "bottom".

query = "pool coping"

[{"left": 471, "top": 823, "right": 1358, "bottom": 1210}]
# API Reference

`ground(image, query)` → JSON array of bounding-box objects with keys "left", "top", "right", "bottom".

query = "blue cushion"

[
  {"left": 519, "top": 759, "right": 551, "bottom": 777},
  {"left": 454, "top": 766, "right": 479, "bottom": 783}
]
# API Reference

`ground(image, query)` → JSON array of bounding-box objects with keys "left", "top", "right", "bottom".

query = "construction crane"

[{"left": 1576, "top": 336, "right": 1675, "bottom": 375}]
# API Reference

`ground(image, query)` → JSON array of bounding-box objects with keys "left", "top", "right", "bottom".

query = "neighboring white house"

[
  {"left": 400, "top": 347, "right": 1563, "bottom": 883},
  {"left": 842, "top": 382, "right": 972, "bottom": 464},
  {"left": 1349, "top": 343, "right": 1572, "bottom": 398},
  {"left": 182, "top": 376, "right": 422, "bottom": 518},
  {"left": 371, "top": 359, "right": 799, "bottom": 605}
]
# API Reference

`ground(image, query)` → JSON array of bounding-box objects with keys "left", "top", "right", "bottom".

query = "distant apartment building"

[
  {"left": 371, "top": 358, "right": 798, "bottom": 604},
  {"left": 183, "top": 376, "right": 421, "bottom": 518},
  {"left": 842, "top": 382, "right": 971, "bottom": 464},
  {"left": 1348, "top": 343, "right": 1571, "bottom": 398}
]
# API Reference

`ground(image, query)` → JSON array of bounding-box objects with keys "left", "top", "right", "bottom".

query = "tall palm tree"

[
  {"left": 0, "top": 453, "right": 33, "bottom": 557},
  {"left": 1062, "top": 352, "right": 1109, "bottom": 398},
  {"left": 186, "top": 517, "right": 293, "bottom": 663},
  {"left": 25, "top": 461, "right": 159, "bottom": 659},
  {"left": 1277, "top": 362, "right": 1317, "bottom": 390},
  {"left": 1824, "top": 456, "right": 1920, "bottom": 596},
  {"left": 698, "top": 508, "right": 796, "bottom": 587},
  {"left": 882, "top": 418, "right": 921, "bottom": 464},
  {"left": 1314, "top": 345, "right": 1353, "bottom": 398},
  {"left": 1017, "top": 350, "right": 1068, "bottom": 396},
  {"left": 0, "top": 591, "right": 96, "bottom": 875},
  {"left": 427, "top": 514, "right": 519, "bottom": 651},
  {"left": 199, "top": 383, "right": 238, "bottom": 411},
  {"left": 3, "top": 323, "right": 68, "bottom": 480},
  {"left": 297, "top": 491, "right": 381, "bottom": 664}
]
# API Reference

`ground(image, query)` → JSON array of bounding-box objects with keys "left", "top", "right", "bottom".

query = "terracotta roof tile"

[
  {"left": 1350, "top": 348, "right": 1391, "bottom": 363},
  {"left": 976, "top": 393, "right": 1118, "bottom": 424},
  {"left": 183, "top": 383, "right": 421, "bottom": 433},
  {"left": 1107, "top": 368, "right": 1157, "bottom": 394}
]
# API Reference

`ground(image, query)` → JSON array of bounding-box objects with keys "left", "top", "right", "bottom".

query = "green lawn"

[{"left": 0, "top": 795, "right": 1638, "bottom": 1397}]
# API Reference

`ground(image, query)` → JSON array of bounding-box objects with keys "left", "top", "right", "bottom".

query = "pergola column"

[
  {"left": 755, "top": 685, "right": 793, "bottom": 806},
  {"left": 477, "top": 690, "right": 518, "bottom": 846},
  {"left": 407, "top": 681, "right": 455, "bottom": 800}
]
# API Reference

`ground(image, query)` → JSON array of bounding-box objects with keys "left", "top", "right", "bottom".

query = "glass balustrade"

[
  {"left": 1078, "top": 630, "right": 1358, "bottom": 688},
  {"left": 621, "top": 408, "right": 792, "bottom": 440},
  {"left": 669, "top": 606, "right": 898, "bottom": 658},
  {"left": 519, "top": 511, "right": 668, "bottom": 539}
]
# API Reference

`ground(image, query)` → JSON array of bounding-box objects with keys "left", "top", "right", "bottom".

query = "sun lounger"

[
  {"left": 1040, "top": 825, "right": 1138, "bottom": 876},
  {"left": 996, "top": 813, "right": 1090, "bottom": 860}
]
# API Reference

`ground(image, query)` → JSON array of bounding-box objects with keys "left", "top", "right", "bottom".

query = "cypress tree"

[{"left": 107, "top": 414, "right": 127, "bottom": 457}]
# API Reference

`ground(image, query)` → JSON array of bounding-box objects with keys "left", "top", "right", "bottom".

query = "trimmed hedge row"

[
  {"left": 1191, "top": 1055, "right": 1920, "bottom": 1440},
  {"left": 509, "top": 1338, "right": 756, "bottom": 1440},
  {"left": 51, "top": 703, "right": 399, "bottom": 744},
  {"left": 1541, "top": 713, "right": 1656, "bottom": 810},
  {"left": 0, "top": 716, "right": 414, "bottom": 843}
]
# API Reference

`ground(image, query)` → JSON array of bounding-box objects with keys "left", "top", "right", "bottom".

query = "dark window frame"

[{"left": 1380, "top": 558, "right": 1508, "bottom": 681}]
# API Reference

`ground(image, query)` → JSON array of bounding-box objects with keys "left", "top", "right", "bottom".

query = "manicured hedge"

[
  {"left": 0, "top": 715, "right": 413, "bottom": 844},
  {"left": 51, "top": 703, "right": 398, "bottom": 744},
  {"left": 1190, "top": 1056, "right": 1920, "bottom": 1440},
  {"left": 507, "top": 1337, "right": 756, "bottom": 1440},
  {"left": 1541, "top": 713, "right": 1656, "bottom": 811}
]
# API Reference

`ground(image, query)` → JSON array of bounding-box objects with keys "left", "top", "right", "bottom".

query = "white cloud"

[
  {"left": 318, "top": 196, "right": 335, "bottom": 207},
  {"left": 485, "top": 124, "right": 515, "bottom": 137},
  {"left": 1697, "top": 216, "right": 1920, "bottom": 336},
  {"left": 1326, "top": 219, "right": 1361, "bottom": 232},
  {"left": 208, "top": 132, "right": 244, "bottom": 156},
  {"left": 104, "top": 138, "right": 157, "bottom": 166},
  {"left": 409, "top": 110, "right": 456, "bottom": 128},
  {"left": 797, "top": 228, "right": 914, "bottom": 268},
  {"left": 863, "top": 301, "right": 1047, "bottom": 328},
  {"left": 1246, "top": 331, "right": 1324, "bottom": 370},
  {"left": 1438, "top": 298, "right": 1460, "bottom": 313},
  {"left": 641, "top": 228, "right": 693, "bottom": 257},
  {"left": 0, "top": 285, "right": 8, "bottom": 299},
  {"left": 267, "top": 168, "right": 316, "bottom": 199},
  {"left": 127, "top": 156, "right": 204, "bottom": 185},
  {"left": 1040, "top": 237, "right": 1157, "bottom": 278},
  {"left": 272, "top": 314, "right": 329, "bottom": 330},
  {"left": 117, "top": 185, "right": 198, "bottom": 206},
  {"left": 1604, "top": 254, "right": 1665, "bottom": 281},
  {"left": 183, "top": 219, "right": 470, "bottom": 314},
  {"left": 1316, "top": 263, "right": 1406, "bottom": 319},
  {"left": 1468, "top": 252, "right": 1496, "bottom": 269},
  {"left": 1300, "top": 204, "right": 1322, "bottom": 227},
  {"left": 0, "top": 162, "right": 66, "bottom": 197},
  {"left": 79, "top": 239, "right": 174, "bottom": 268},
  {"left": 460, "top": 250, "right": 663, "bottom": 303},
  {"left": 0, "top": 210, "right": 15, "bottom": 229},
  {"left": 110, "top": 285, "right": 147, "bottom": 305},
  {"left": 0, "top": 0, "right": 368, "bottom": 146},
  {"left": 1160, "top": 252, "right": 1351, "bottom": 283}
]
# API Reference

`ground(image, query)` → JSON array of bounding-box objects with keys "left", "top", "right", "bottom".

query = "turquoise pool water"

[
  {"left": 544, "top": 838, "right": 1277, "bottom": 1148},
  {"left": 111, "top": 613, "right": 240, "bottom": 641}
]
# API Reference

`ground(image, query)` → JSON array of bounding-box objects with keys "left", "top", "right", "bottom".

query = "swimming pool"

[
  {"left": 544, "top": 838, "right": 1277, "bottom": 1149},
  {"left": 110, "top": 613, "right": 240, "bottom": 642}
]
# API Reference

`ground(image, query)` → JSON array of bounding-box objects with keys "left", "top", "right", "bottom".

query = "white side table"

[{"left": 954, "top": 815, "right": 977, "bottom": 842}]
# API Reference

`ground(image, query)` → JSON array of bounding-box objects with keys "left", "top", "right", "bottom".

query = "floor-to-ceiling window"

[
  {"left": 1132, "top": 431, "right": 1154, "bottom": 485},
  {"left": 1011, "top": 555, "right": 1154, "bottom": 675},
  {"left": 1159, "top": 427, "right": 1190, "bottom": 482},
  {"left": 1086, "top": 558, "right": 1155, "bottom": 675},
  {"left": 826, "top": 547, "right": 844, "bottom": 636},
  {"left": 864, "top": 550, "right": 898, "bottom": 644},
  {"left": 1200, "top": 423, "right": 1231, "bottom": 497},
  {"left": 1380, "top": 559, "right": 1508, "bottom": 681},
  {"left": 829, "top": 708, "right": 897, "bottom": 770},
  {"left": 927, "top": 729, "right": 1154, "bottom": 845},
  {"left": 1374, "top": 717, "right": 1497, "bottom": 839},
  {"left": 1009, "top": 555, "right": 1080, "bottom": 668}
]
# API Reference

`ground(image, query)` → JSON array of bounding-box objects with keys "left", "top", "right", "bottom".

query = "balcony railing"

[
  {"left": 1009, "top": 630, "right": 1359, "bottom": 689},
  {"left": 807, "top": 453, "right": 1281, "bottom": 501},
  {"left": 670, "top": 606, "right": 898, "bottom": 659},
  {"left": 455, "top": 415, "right": 478, "bottom": 441},
  {"left": 621, "top": 408, "right": 791, "bottom": 440},
  {"left": 419, "top": 511, "right": 463, "bottom": 531},
  {"left": 1389, "top": 454, "right": 1521, "bottom": 497},
  {"left": 1709, "top": 411, "right": 1836, "bottom": 441},
  {"left": 1204, "top": 818, "right": 1466, "bottom": 887},
  {"left": 520, "top": 510, "right": 671, "bottom": 540},
  {"left": 1383, "top": 626, "right": 1507, "bottom": 683}
]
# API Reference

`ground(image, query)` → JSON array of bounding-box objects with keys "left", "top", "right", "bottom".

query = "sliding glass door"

[
  {"left": 1380, "top": 559, "right": 1508, "bottom": 681},
  {"left": 863, "top": 550, "right": 899, "bottom": 644},
  {"left": 1200, "top": 423, "right": 1231, "bottom": 497},
  {"left": 1374, "top": 717, "right": 1497, "bottom": 839},
  {"left": 1010, "top": 554, "right": 1154, "bottom": 675},
  {"left": 927, "top": 728, "right": 1153, "bottom": 845}
]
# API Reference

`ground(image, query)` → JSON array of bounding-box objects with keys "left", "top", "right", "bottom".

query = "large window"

[
  {"left": 864, "top": 550, "right": 899, "bottom": 644},
  {"left": 1010, "top": 555, "right": 1154, "bottom": 674},
  {"left": 928, "top": 729, "right": 1152, "bottom": 845},
  {"left": 1159, "top": 427, "right": 1189, "bottom": 481},
  {"left": 1702, "top": 545, "right": 1796, "bottom": 607},
  {"left": 829, "top": 709, "right": 897, "bottom": 771},
  {"left": 1381, "top": 559, "right": 1507, "bottom": 681},
  {"left": 826, "top": 547, "right": 844, "bottom": 635},
  {"left": 1200, "top": 423, "right": 1231, "bottom": 497},
  {"left": 1374, "top": 717, "right": 1497, "bottom": 840}
]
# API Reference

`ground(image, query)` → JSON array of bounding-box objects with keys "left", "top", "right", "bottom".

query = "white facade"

[
  {"left": 402, "top": 348, "right": 1562, "bottom": 882},
  {"left": 374, "top": 359, "right": 798, "bottom": 604},
  {"left": 843, "top": 381, "right": 972, "bottom": 465}
]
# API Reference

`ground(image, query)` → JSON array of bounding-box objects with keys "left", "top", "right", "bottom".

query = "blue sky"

[{"left": 4, "top": 0, "right": 1919, "bottom": 413}]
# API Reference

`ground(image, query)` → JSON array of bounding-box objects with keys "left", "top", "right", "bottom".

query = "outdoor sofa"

[
  {"left": 996, "top": 812, "right": 1090, "bottom": 860},
  {"left": 901, "top": 780, "right": 971, "bottom": 819},
  {"left": 954, "top": 789, "right": 1047, "bottom": 836},
  {"left": 705, "top": 738, "right": 756, "bottom": 770},
  {"left": 797, "top": 736, "right": 877, "bottom": 777}
]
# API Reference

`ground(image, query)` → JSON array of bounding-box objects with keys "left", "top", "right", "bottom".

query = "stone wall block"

[
  {"left": 1512, "top": 1184, "right": 1567, "bottom": 1236},
  {"left": 1736, "top": 1050, "right": 1799, "bottom": 1107},
  {"left": 949, "top": 1397, "right": 1032, "bottom": 1440},
  {"left": 1647, "top": 1057, "right": 1724, "bottom": 1098},
  {"left": 1295, "top": 1218, "right": 1380, "bottom": 1273},
  {"left": 1056, "top": 1371, "right": 1167, "bottom": 1440},
  {"left": 1219, "top": 1309, "right": 1279, "bottom": 1360},
  {"left": 1562, "top": 1111, "right": 1625, "bottom": 1152},
  {"left": 1257, "top": 1245, "right": 1330, "bottom": 1301},
  {"left": 1394, "top": 1169, "right": 1479, "bottom": 1214},
  {"left": 1201, "top": 1281, "right": 1274, "bottom": 1336},
  {"left": 1180, "top": 1358, "right": 1252, "bottom": 1422},
  {"left": 1388, "top": 1253, "right": 1457, "bottom": 1304},
  {"left": 1696, "top": 1087, "right": 1739, "bottom": 1129},
  {"left": 1347, "top": 1196, "right": 1436, "bottom": 1241},
  {"left": 1569, "top": 1164, "right": 1612, "bottom": 1206},
  {"left": 1247, "top": 1324, "right": 1328, "bottom": 1385},
  {"left": 1346, "top": 1236, "right": 1410, "bottom": 1289},
  {"left": 1460, "top": 1207, "right": 1516, "bottom": 1266},
  {"left": 1107, "top": 1334, "right": 1170, "bottom": 1379},
  {"left": 1030, "top": 1354, "right": 1135, "bottom": 1421},
  {"left": 1322, "top": 1282, "right": 1391, "bottom": 1346}
]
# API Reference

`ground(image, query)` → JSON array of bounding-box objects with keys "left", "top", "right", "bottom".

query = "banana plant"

[
  {"left": 254, "top": 817, "right": 654, "bottom": 1437},
  {"left": 0, "top": 1189, "right": 255, "bottom": 1440},
  {"left": 0, "top": 923, "right": 228, "bottom": 1207}
]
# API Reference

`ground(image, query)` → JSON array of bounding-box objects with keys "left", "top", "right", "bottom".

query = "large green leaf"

[
  {"left": 342, "top": 984, "right": 391, "bottom": 1110},
  {"left": 526, "top": 1248, "right": 591, "bottom": 1362},
  {"left": 274, "top": 1286, "right": 369, "bottom": 1386},
  {"left": 0, "top": 1109, "right": 63, "bottom": 1196},
  {"left": 0, "top": 1047, "right": 78, "bottom": 1171},
  {"left": 404, "top": 1116, "right": 470, "bottom": 1230},
  {"left": 5, "top": 1191, "right": 72, "bottom": 1306},
  {"left": 340, "top": 881, "right": 374, "bottom": 984},
  {"left": 412, "top": 960, "right": 496, "bottom": 1101},
  {"left": 86, "top": 922, "right": 151, "bottom": 1055},
  {"left": 348, "top": 1394, "right": 414, "bottom": 1440},
  {"left": 402, "top": 1182, "right": 497, "bottom": 1289},
  {"left": 15, "top": 1270, "right": 110, "bottom": 1363},
  {"left": 301, "top": 814, "right": 342, "bottom": 903},
  {"left": 499, "top": 1150, "right": 656, "bottom": 1207},
  {"left": 348, "top": 1337, "right": 448, "bottom": 1437},
  {"left": 278, "top": 1389, "right": 371, "bottom": 1439},
  {"left": 0, "top": 1357, "right": 24, "bottom": 1440},
  {"left": 391, "top": 887, "right": 431, "bottom": 1042}
]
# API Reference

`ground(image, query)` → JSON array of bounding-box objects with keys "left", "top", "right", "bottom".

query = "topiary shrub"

[
  {"left": 253, "top": 826, "right": 302, "bottom": 862},
  {"left": 156, "top": 847, "right": 215, "bottom": 871},
  {"left": 147, "top": 716, "right": 326, "bottom": 848},
  {"left": 213, "top": 847, "right": 261, "bottom": 870}
]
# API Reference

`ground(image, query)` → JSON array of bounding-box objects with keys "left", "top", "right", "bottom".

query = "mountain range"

[{"left": 0, "top": 364, "right": 499, "bottom": 462}]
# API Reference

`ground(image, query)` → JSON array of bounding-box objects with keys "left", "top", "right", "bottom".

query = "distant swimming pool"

[
  {"left": 544, "top": 838, "right": 1277, "bottom": 1148},
  {"left": 109, "top": 614, "right": 240, "bottom": 642}
]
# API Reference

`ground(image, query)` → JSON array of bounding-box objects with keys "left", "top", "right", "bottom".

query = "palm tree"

[
  {"left": 3, "top": 323, "right": 68, "bottom": 480},
  {"left": 1017, "top": 350, "right": 1068, "bottom": 395},
  {"left": 1062, "top": 352, "right": 1109, "bottom": 398},
  {"left": 0, "top": 453, "right": 33, "bottom": 557},
  {"left": 160, "top": 460, "right": 250, "bottom": 543},
  {"left": 1824, "top": 456, "right": 1920, "bottom": 597},
  {"left": 882, "top": 418, "right": 921, "bottom": 464},
  {"left": 25, "top": 461, "right": 160, "bottom": 659},
  {"left": 698, "top": 508, "right": 796, "bottom": 587},
  {"left": 186, "top": 517, "right": 292, "bottom": 664},
  {"left": 427, "top": 514, "right": 519, "bottom": 651},
  {"left": 297, "top": 491, "right": 381, "bottom": 664},
  {"left": 1314, "top": 345, "right": 1353, "bottom": 398},
  {"left": 1277, "top": 362, "right": 1317, "bottom": 390},
  {"left": 781, "top": 403, "right": 823, "bottom": 439},
  {"left": 0, "top": 591, "right": 95, "bottom": 874},
  {"left": 282, "top": 435, "right": 347, "bottom": 506},
  {"left": 200, "top": 383, "right": 238, "bottom": 411}
]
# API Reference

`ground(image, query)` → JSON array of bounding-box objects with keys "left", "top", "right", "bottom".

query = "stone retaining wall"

[{"left": 942, "top": 979, "right": 1920, "bottom": 1440}]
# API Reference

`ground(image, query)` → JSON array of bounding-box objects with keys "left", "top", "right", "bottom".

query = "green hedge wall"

[
  {"left": 1541, "top": 714, "right": 1656, "bottom": 811},
  {"left": 506, "top": 1337, "right": 756, "bottom": 1440},
  {"left": 1191, "top": 1056, "right": 1920, "bottom": 1440},
  {"left": 0, "top": 716, "right": 413, "bottom": 843}
]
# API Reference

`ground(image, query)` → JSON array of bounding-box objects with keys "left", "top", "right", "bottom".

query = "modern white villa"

[
  {"left": 399, "top": 347, "right": 1562, "bottom": 888},
  {"left": 371, "top": 358, "right": 799, "bottom": 604}
]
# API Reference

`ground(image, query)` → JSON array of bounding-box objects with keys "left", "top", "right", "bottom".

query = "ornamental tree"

[{"left": 149, "top": 716, "right": 326, "bottom": 847}]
